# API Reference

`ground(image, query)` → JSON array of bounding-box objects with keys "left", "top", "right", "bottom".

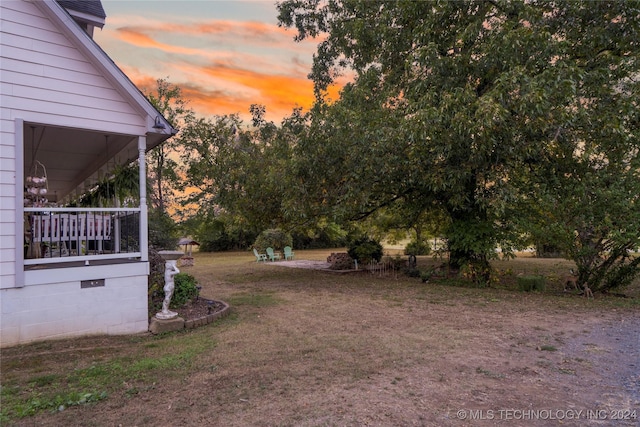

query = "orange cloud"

[
  {"left": 101, "top": 15, "right": 344, "bottom": 122},
  {"left": 116, "top": 28, "right": 222, "bottom": 58},
  {"left": 114, "top": 19, "right": 317, "bottom": 55}
]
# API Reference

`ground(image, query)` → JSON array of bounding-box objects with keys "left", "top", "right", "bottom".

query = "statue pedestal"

[
  {"left": 155, "top": 310, "right": 178, "bottom": 320},
  {"left": 149, "top": 316, "right": 185, "bottom": 334}
]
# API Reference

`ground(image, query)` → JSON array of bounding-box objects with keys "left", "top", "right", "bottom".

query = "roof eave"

[
  {"left": 33, "top": 0, "right": 176, "bottom": 149},
  {"left": 65, "top": 9, "right": 105, "bottom": 29}
]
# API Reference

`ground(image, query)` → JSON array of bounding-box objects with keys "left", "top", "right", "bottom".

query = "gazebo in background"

[{"left": 178, "top": 238, "right": 199, "bottom": 266}]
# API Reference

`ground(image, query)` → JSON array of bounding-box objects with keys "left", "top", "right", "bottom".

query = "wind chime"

[
  {"left": 24, "top": 160, "right": 49, "bottom": 207},
  {"left": 24, "top": 127, "right": 49, "bottom": 207}
]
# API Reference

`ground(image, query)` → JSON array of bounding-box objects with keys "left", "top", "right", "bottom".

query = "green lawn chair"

[
  {"left": 266, "top": 247, "right": 281, "bottom": 261},
  {"left": 283, "top": 246, "right": 295, "bottom": 260},
  {"left": 253, "top": 248, "right": 267, "bottom": 262}
]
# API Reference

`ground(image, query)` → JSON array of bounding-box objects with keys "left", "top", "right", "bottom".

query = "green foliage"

[
  {"left": 517, "top": 276, "right": 546, "bottom": 292},
  {"left": 404, "top": 240, "right": 430, "bottom": 256},
  {"left": 0, "top": 335, "right": 215, "bottom": 422},
  {"left": 253, "top": 229, "right": 293, "bottom": 251},
  {"left": 347, "top": 236, "right": 383, "bottom": 264},
  {"left": 170, "top": 273, "right": 199, "bottom": 308},
  {"left": 291, "top": 220, "right": 348, "bottom": 249},
  {"left": 278, "top": 0, "right": 640, "bottom": 286},
  {"left": 8, "top": 391, "right": 108, "bottom": 418},
  {"left": 195, "top": 214, "right": 256, "bottom": 252},
  {"left": 178, "top": 107, "right": 309, "bottom": 235},
  {"left": 384, "top": 254, "right": 407, "bottom": 271},
  {"left": 148, "top": 208, "right": 179, "bottom": 250},
  {"left": 68, "top": 163, "right": 140, "bottom": 208}
]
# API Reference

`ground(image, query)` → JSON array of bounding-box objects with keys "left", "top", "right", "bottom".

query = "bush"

[
  {"left": 292, "top": 230, "right": 347, "bottom": 249},
  {"left": 196, "top": 217, "right": 257, "bottom": 252},
  {"left": 404, "top": 240, "right": 431, "bottom": 256},
  {"left": 347, "top": 236, "right": 383, "bottom": 264},
  {"left": 170, "top": 273, "right": 199, "bottom": 308},
  {"left": 404, "top": 268, "right": 420, "bottom": 278},
  {"left": 253, "top": 229, "right": 292, "bottom": 251},
  {"left": 517, "top": 275, "right": 546, "bottom": 292},
  {"left": 384, "top": 255, "right": 407, "bottom": 271}
]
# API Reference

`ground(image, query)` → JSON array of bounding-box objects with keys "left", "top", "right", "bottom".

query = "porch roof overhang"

[{"left": 23, "top": 124, "right": 170, "bottom": 204}]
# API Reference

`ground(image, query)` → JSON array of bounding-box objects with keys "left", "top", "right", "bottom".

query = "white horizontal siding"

[
  {"left": 5, "top": 94, "right": 141, "bottom": 125},
  {"left": 1, "top": 22, "right": 89, "bottom": 63},
  {"left": 0, "top": 170, "right": 14, "bottom": 186},
  {"left": 0, "top": 1, "right": 147, "bottom": 132},
  {"left": 6, "top": 76, "right": 138, "bottom": 116},
  {"left": 2, "top": 44, "right": 101, "bottom": 77},
  {"left": 3, "top": 59, "right": 128, "bottom": 101}
]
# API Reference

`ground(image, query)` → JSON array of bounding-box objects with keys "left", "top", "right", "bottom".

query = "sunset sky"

[{"left": 94, "top": 0, "right": 337, "bottom": 123}]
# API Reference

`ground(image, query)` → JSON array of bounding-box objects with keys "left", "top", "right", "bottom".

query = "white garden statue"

[{"left": 156, "top": 258, "right": 180, "bottom": 320}]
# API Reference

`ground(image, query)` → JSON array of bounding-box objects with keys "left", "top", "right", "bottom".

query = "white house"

[{"left": 0, "top": 0, "right": 176, "bottom": 347}]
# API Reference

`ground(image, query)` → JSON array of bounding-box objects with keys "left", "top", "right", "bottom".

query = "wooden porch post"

[{"left": 138, "top": 136, "right": 148, "bottom": 262}]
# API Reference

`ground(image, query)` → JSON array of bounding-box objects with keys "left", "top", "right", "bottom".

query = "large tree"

[
  {"left": 514, "top": 1, "right": 640, "bottom": 292},
  {"left": 278, "top": 0, "right": 640, "bottom": 283},
  {"left": 178, "top": 106, "right": 308, "bottom": 237},
  {"left": 144, "top": 79, "right": 195, "bottom": 214}
]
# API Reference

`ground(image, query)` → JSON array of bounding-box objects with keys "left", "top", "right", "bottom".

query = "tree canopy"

[{"left": 277, "top": 0, "right": 640, "bottom": 286}]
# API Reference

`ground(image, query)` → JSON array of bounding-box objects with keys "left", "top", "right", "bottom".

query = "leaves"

[{"left": 278, "top": 0, "right": 640, "bottom": 284}]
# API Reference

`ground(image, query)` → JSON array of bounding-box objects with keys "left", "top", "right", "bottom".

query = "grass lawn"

[{"left": 1, "top": 249, "right": 639, "bottom": 426}]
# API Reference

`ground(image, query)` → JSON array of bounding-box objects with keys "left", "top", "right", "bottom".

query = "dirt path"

[{"left": 557, "top": 316, "right": 640, "bottom": 420}]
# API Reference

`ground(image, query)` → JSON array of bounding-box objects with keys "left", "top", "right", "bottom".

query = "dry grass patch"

[{"left": 2, "top": 250, "right": 639, "bottom": 426}]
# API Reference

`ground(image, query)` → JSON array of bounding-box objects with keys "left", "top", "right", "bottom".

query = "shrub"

[
  {"left": 196, "top": 217, "right": 256, "bottom": 251},
  {"left": 404, "top": 240, "right": 431, "bottom": 256},
  {"left": 517, "top": 275, "right": 546, "bottom": 292},
  {"left": 148, "top": 247, "right": 165, "bottom": 314},
  {"left": 253, "top": 229, "right": 292, "bottom": 251},
  {"left": 347, "top": 236, "right": 383, "bottom": 264},
  {"left": 170, "top": 273, "right": 199, "bottom": 308}
]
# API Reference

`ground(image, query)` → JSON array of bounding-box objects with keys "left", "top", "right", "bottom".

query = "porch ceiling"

[{"left": 24, "top": 123, "right": 147, "bottom": 203}]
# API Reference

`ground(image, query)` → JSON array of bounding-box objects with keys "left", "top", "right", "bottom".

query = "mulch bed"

[
  {"left": 175, "top": 298, "right": 227, "bottom": 321},
  {"left": 150, "top": 296, "right": 228, "bottom": 322}
]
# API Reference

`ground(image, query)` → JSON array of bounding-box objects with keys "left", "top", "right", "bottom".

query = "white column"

[
  {"left": 14, "top": 119, "right": 25, "bottom": 287},
  {"left": 114, "top": 195, "right": 121, "bottom": 253},
  {"left": 138, "top": 136, "right": 148, "bottom": 261}
]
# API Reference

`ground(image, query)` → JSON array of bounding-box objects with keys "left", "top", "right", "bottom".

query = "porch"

[
  {"left": 19, "top": 121, "right": 157, "bottom": 272},
  {"left": 24, "top": 207, "right": 141, "bottom": 268}
]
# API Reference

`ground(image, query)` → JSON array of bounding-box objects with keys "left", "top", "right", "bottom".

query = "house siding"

[
  {"left": 0, "top": 0, "right": 148, "bottom": 290},
  {"left": 0, "top": 1, "right": 144, "bottom": 135},
  {"left": 1, "top": 1, "right": 161, "bottom": 346}
]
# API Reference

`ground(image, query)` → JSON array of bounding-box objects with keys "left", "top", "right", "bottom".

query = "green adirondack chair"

[
  {"left": 266, "top": 247, "right": 281, "bottom": 261},
  {"left": 283, "top": 246, "right": 295, "bottom": 260}
]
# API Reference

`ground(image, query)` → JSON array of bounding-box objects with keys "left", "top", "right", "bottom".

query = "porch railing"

[{"left": 23, "top": 207, "right": 141, "bottom": 265}]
